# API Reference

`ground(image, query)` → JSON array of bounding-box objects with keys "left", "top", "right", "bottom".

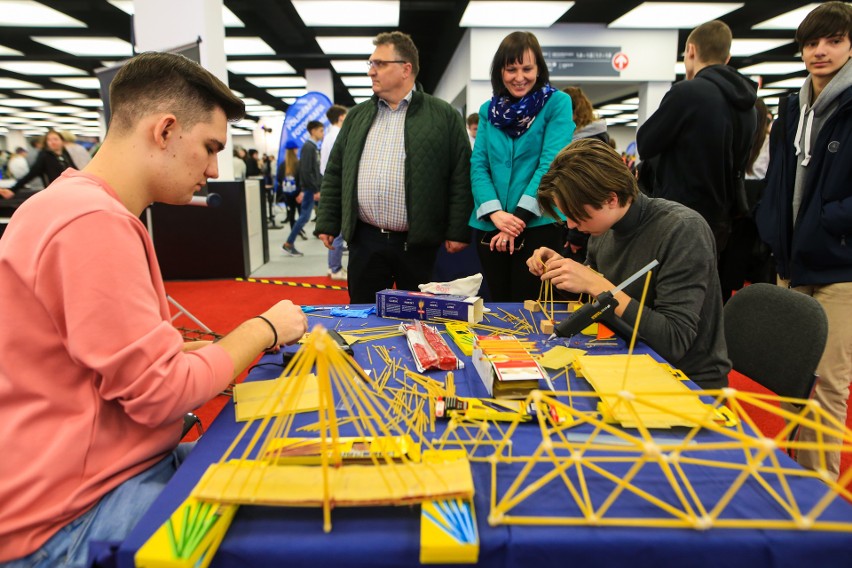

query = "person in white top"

[
  {"left": 7, "top": 148, "right": 29, "bottom": 180},
  {"left": 320, "top": 105, "right": 348, "bottom": 280}
]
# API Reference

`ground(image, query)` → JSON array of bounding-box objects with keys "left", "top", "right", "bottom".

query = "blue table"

[{"left": 119, "top": 304, "right": 852, "bottom": 568}]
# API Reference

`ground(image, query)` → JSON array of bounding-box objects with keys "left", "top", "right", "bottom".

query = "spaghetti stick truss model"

[
  {"left": 137, "top": 325, "right": 477, "bottom": 567},
  {"left": 481, "top": 375, "right": 852, "bottom": 531}
]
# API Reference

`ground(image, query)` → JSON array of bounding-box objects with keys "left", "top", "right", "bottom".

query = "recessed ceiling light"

[
  {"left": 267, "top": 88, "right": 308, "bottom": 98},
  {"left": 752, "top": 4, "right": 822, "bottom": 30},
  {"left": 49, "top": 116, "right": 86, "bottom": 123},
  {"left": 594, "top": 109, "right": 621, "bottom": 116},
  {"left": 738, "top": 61, "right": 806, "bottom": 75},
  {"left": 73, "top": 111, "right": 101, "bottom": 119},
  {"left": 15, "top": 111, "right": 54, "bottom": 119},
  {"left": 331, "top": 60, "right": 368, "bottom": 74},
  {"left": 16, "top": 89, "right": 86, "bottom": 99},
  {"left": 606, "top": 117, "right": 631, "bottom": 125},
  {"left": 762, "top": 97, "right": 781, "bottom": 105},
  {"left": 251, "top": 110, "right": 285, "bottom": 117},
  {"left": 348, "top": 88, "right": 375, "bottom": 97},
  {"left": 241, "top": 98, "right": 261, "bottom": 106},
  {"left": 52, "top": 77, "right": 101, "bottom": 90},
  {"left": 39, "top": 105, "right": 86, "bottom": 114},
  {"left": 0, "top": 1, "right": 85, "bottom": 27},
  {"left": 0, "top": 61, "right": 87, "bottom": 76},
  {"left": 292, "top": 1, "right": 399, "bottom": 26},
  {"left": 609, "top": 2, "right": 743, "bottom": 29},
  {"left": 618, "top": 113, "right": 639, "bottom": 120},
  {"left": 342, "top": 76, "right": 373, "bottom": 87},
  {"left": 756, "top": 88, "right": 786, "bottom": 97},
  {"left": 600, "top": 103, "right": 638, "bottom": 111},
  {"left": 245, "top": 104, "right": 277, "bottom": 112},
  {"left": 316, "top": 36, "right": 376, "bottom": 55},
  {"left": 0, "top": 77, "right": 40, "bottom": 89},
  {"left": 622, "top": 97, "right": 640, "bottom": 104},
  {"left": 63, "top": 98, "right": 104, "bottom": 108},
  {"left": 281, "top": 98, "right": 298, "bottom": 105},
  {"left": 353, "top": 97, "right": 371, "bottom": 104},
  {"left": 0, "top": 44, "right": 23, "bottom": 56},
  {"left": 0, "top": 98, "right": 50, "bottom": 108},
  {"left": 224, "top": 37, "right": 275, "bottom": 56},
  {"left": 729, "top": 38, "right": 791, "bottom": 57},
  {"left": 223, "top": 6, "right": 244, "bottom": 27},
  {"left": 764, "top": 77, "right": 806, "bottom": 89},
  {"left": 625, "top": 122, "right": 638, "bottom": 127},
  {"left": 246, "top": 76, "right": 306, "bottom": 88},
  {"left": 226, "top": 60, "right": 296, "bottom": 75},
  {"left": 31, "top": 37, "right": 133, "bottom": 57},
  {"left": 460, "top": 1, "right": 574, "bottom": 27}
]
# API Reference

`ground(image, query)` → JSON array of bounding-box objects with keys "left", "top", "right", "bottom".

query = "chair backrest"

[{"left": 723, "top": 283, "right": 828, "bottom": 399}]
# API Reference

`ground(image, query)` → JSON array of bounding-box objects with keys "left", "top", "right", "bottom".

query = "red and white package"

[{"left": 400, "top": 321, "right": 464, "bottom": 372}]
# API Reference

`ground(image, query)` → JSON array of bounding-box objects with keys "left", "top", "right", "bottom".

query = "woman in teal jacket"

[{"left": 470, "top": 31, "right": 574, "bottom": 302}]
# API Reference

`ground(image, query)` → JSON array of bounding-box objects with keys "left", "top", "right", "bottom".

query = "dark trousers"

[
  {"left": 475, "top": 223, "right": 563, "bottom": 302},
  {"left": 347, "top": 222, "right": 440, "bottom": 304}
]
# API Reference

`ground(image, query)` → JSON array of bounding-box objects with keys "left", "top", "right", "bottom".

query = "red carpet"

[{"left": 168, "top": 278, "right": 850, "bottom": 482}]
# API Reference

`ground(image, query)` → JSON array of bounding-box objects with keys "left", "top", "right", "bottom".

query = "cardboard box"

[
  {"left": 376, "top": 289, "right": 484, "bottom": 323},
  {"left": 472, "top": 335, "right": 549, "bottom": 399}
]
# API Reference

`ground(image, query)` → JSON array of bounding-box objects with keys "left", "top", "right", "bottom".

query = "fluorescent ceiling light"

[
  {"left": 461, "top": 1, "right": 573, "bottom": 27},
  {"left": 16, "top": 89, "right": 86, "bottom": 99},
  {"left": 227, "top": 60, "right": 296, "bottom": 75},
  {"left": 0, "top": 1, "right": 85, "bottom": 27},
  {"left": 764, "top": 77, "right": 806, "bottom": 89},
  {"left": 223, "top": 6, "right": 244, "bottom": 27},
  {"left": 331, "top": 60, "right": 368, "bottom": 74},
  {"left": 48, "top": 116, "right": 86, "bottom": 123},
  {"left": 600, "top": 103, "right": 638, "bottom": 111},
  {"left": 342, "top": 76, "right": 373, "bottom": 87},
  {"left": 251, "top": 110, "right": 285, "bottom": 117},
  {"left": 268, "top": 88, "right": 308, "bottom": 97},
  {"left": 594, "top": 109, "right": 621, "bottom": 116},
  {"left": 729, "top": 38, "right": 791, "bottom": 57},
  {"left": 0, "top": 77, "right": 40, "bottom": 89},
  {"left": 756, "top": 88, "right": 785, "bottom": 97},
  {"left": 281, "top": 98, "right": 298, "bottom": 105},
  {"left": 738, "top": 61, "right": 806, "bottom": 75},
  {"left": 0, "top": 116, "right": 29, "bottom": 123},
  {"left": 618, "top": 113, "right": 639, "bottom": 120},
  {"left": 0, "top": 98, "right": 49, "bottom": 107},
  {"left": 241, "top": 98, "right": 261, "bottom": 106},
  {"left": 246, "top": 76, "right": 306, "bottom": 88},
  {"left": 348, "top": 88, "right": 375, "bottom": 97},
  {"left": 0, "top": 44, "right": 23, "bottom": 56},
  {"left": 31, "top": 36, "right": 133, "bottom": 57},
  {"left": 231, "top": 90, "right": 244, "bottom": 98},
  {"left": 224, "top": 37, "right": 275, "bottom": 56},
  {"left": 625, "top": 122, "right": 638, "bottom": 127},
  {"left": 752, "top": 4, "right": 821, "bottom": 30},
  {"left": 762, "top": 97, "right": 781, "bottom": 105},
  {"left": 234, "top": 119, "right": 257, "bottom": 129},
  {"left": 64, "top": 98, "right": 104, "bottom": 107},
  {"left": 0, "top": 106, "right": 19, "bottom": 114},
  {"left": 353, "top": 97, "right": 371, "bottom": 104},
  {"left": 316, "top": 36, "right": 376, "bottom": 55},
  {"left": 0, "top": 61, "right": 86, "bottom": 76},
  {"left": 52, "top": 77, "right": 101, "bottom": 90},
  {"left": 73, "top": 111, "right": 101, "bottom": 119},
  {"left": 605, "top": 117, "right": 631, "bottom": 125},
  {"left": 675, "top": 62, "right": 686, "bottom": 75},
  {"left": 292, "top": 1, "right": 399, "bottom": 26},
  {"left": 609, "top": 2, "right": 743, "bottom": 29},
  {"left": 245, "top": 104, "right": 276, "bottom": 112},
  {"left": 15, "top": 111, "right": 54, "bottom": 119},
  {"left": 622, "top": 97, "right": 640, "bottom": 104}
]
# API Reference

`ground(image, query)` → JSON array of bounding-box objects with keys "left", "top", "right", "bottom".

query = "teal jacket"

[
  {"left": 469, "top": 90, "right": 574, "bottom": 231},
  {"left": 316, "top": 89, "right": 472, "bottom": 246}
]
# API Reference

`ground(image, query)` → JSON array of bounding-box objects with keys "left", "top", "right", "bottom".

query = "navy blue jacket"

[{"left": 755, "top": 86, "right": 852, "bottom": 286}]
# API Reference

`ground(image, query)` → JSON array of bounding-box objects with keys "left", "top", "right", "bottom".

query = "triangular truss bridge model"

[{"left": 136, "top": 325, "right": 475, "bottom": 567}]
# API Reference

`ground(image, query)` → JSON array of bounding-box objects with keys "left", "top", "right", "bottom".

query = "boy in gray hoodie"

[{"left": 755, "top": 1, "right": 852, "bottom": 480}]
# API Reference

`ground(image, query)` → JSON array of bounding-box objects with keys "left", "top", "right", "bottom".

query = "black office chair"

[
  {"left": 724, "top": 283, "right": 828, "bottom": 446},
  {"left": 181, "top": 412, "right": 204, "bottom": 439}
]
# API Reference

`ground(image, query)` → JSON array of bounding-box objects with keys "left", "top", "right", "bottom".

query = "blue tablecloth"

[{"left": 119, "top": 304, "right": 852, "bottom": 568}]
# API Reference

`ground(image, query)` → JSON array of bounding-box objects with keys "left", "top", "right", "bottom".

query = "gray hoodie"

[{"left": 792, "top": 60, "right": 852, "bottom": 221}]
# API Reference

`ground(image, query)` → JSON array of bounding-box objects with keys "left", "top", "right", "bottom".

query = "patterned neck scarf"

[{"left": 488, "top": 83, "right": 556, "bottom": 138}]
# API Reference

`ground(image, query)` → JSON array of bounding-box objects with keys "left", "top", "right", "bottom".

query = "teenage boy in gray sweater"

[{"left": 527, "top": 139, "right": 730, "bottom": 389}]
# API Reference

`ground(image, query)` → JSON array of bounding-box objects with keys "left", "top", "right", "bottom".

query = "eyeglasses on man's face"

[{"left": 366, "top": 59, "right": 407, "bottom": 69}]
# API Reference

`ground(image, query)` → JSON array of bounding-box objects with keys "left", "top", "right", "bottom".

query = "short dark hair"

[
  {"left": 796, "top": 2, "right": 852, "bottom": 50},
  {"left": 374, "top": 31, "right": 420, "bottom": 77},
  {"left": 307, "top": 120, "right": 324, "bottom": 133},
  {"left": 490, "top": 31, "right": 549, "bottom": 97},
  {"left": 538, "top": 139, "right": 638, "bottom": 223},
  {"left": 326, "top": 104, "right": 348, "bottom": 124},
  {"left": 686, "top": 20, "right": 732, "bottom": 64},
  {"left": 466, "top": 113, "right": 479, "bottom": 127},
  {"left": 109, "top": 51, "right": 244, "bottom": 134}
]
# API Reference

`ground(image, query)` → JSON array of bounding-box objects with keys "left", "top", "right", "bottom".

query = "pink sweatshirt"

[{"left": 0, "top": 170, "right": 234, "bottom": 561}]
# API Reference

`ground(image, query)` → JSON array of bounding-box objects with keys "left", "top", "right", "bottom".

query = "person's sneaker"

[
  {"left": 329, "top": 268, "right": 348, "bottom": 281},
  {"left": 281, "top": 242, "right": 303, "bottom": 257},
  {"left": 299, "top": 229, "right": 308, "bottom": 241}
]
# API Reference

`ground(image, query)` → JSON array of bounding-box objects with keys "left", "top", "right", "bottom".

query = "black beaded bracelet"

[{"left": 254, "top": 315, "right": 278, "bottom": 351}]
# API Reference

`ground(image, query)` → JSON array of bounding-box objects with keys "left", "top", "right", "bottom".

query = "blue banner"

[{"left": 278, "top": 92, "right": 332, "bottom": 162}]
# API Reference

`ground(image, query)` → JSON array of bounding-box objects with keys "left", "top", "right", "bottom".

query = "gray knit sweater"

[{"left": 587, "top": 193, "right": 731, "bottom": 388}]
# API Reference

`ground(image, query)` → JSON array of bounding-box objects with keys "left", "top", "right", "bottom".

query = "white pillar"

[
  {"left": 638, "top": 81, "right": 672, "bottom": 128},
  {"left": 133, "top": 0, "right": 235, "bottom": 179},
  {"left": 306, "top": 69, "right": 333, "bottom": 101}
]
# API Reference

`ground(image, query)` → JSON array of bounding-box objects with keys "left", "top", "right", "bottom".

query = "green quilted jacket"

[{"left": 316, "top": 89, "right": 473, "bottom": 246}]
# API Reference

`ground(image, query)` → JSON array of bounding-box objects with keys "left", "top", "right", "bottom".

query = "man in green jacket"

[{"left": 315, "top": 31, "right": 473, "bottom": 304}]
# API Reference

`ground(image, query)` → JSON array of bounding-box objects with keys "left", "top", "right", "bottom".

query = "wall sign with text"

[{"left": 543, "top": 46, "right": 622, "bottom": 77}]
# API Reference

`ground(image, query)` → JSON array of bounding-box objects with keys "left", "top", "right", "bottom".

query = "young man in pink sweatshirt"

[{"left": 0, "top": 52, "right": 308, "bottom": 567}]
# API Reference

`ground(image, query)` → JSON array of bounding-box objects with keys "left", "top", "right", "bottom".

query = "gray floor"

[{"left": 251, "top": 208, "right": 341, "bottom": 278}]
